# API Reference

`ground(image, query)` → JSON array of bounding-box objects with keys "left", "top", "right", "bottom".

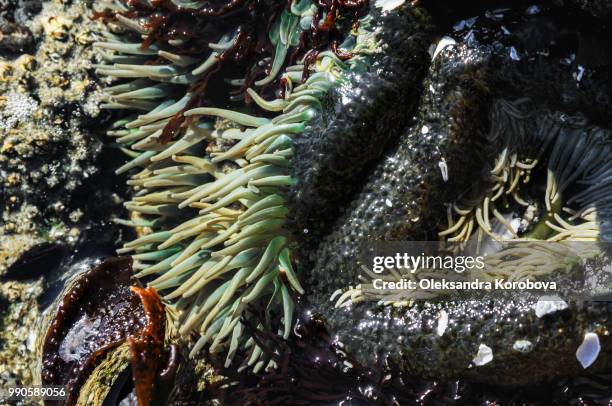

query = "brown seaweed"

[{"left": 127, "top": 286, "right": 166, "bottom": 406}]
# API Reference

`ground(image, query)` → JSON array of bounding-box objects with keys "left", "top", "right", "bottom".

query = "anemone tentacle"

[
  {"left": 95, "top": 0, "right": 375, "bottom": 369},
  {"left": 440, "top": 102, "right": 611, "bottom": 245}
]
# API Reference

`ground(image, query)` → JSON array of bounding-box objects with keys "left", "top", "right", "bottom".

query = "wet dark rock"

[
  {"left": 0, "top": 21, "right": 33, "bottom": 53},
  {"left": 1, "top": 242, "right": 66, "bottom": 281},
  {"left": 476, "top": 5, "right": 612, "bottom": 127},
  {"left": 393, "top": 300, "right": 610, "bottom": 385},
  {"left": 0, "top": 0, "right": 40, "bottom": 54},
  {"left": 212, "top": 301, "right": 612, "bottom": 405},
  {"left": 288, "top": 7, "right": 435, "bottom": 245},
  {"left": 101, "top": 365, "right": 134, "bottom": 406},
  {"left": 299, "top": 2, "right": 612, "bottom": 388},
  {"left": 553, "top": 0, "right": 612, "bottom": 17}
]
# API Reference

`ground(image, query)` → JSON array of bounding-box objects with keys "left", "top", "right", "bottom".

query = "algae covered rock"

[
  {"left": 0, "top": 0, "right": 124, "bottom": 238},
  {"left": 0, "top": 1, "right": 131, "bottom": 394}
]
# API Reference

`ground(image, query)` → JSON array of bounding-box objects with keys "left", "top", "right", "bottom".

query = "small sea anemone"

[
  {"left": 93, "top": 0, "right": 375, "bottom": 369},
  {"left": 440, "top": 99, "right": 612, "bottom": 244}
]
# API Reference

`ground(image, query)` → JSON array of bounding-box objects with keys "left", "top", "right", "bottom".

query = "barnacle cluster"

[{"left": 93, "top": 0, "right": 375, "bottom": 368}]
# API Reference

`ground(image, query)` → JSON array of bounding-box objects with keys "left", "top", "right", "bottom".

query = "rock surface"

[
  {"left": 0, "top": 0, "right": 127, "bottom": 390},
  {"left": 302, "top": 2, "right": 612, "bottom": 387}
]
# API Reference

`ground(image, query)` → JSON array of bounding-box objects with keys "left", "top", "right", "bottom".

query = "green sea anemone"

[
  {"left": 440, "top": 100, "right": 611, "bottom": 244},
  {"left": 94, "top": 0, "right": 376, "bottom": 369}
]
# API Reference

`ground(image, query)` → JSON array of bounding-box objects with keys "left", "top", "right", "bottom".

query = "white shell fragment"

[
  {"left": 436, "top": 310, "right": 449, "bottom": 336},
  {"left": 576, "top": 332, "right": 601, "bottom": 369},
  {"left": 453, "top": 17, "right": 478, "bottom": 32},
  {"left": 438, "top": 160, "right": 449, "bottom": 182},
  {"left": 509, "top": 46, "right": 520, "bottom": 61},
  {"left": 431, "top": 36, "right": 456, "bottom": 61},
  {"left": 574, "top": 65, "right": 585, "bottom": 82},
  {"left": 501, "top": 217, "right": 521, "bottom": 239},
  {"left": 512, "top": 339, "right": 533, "bottom": 353},
  {"left": 534, "top": 295, "right": 568, "bottom": 318},
  {"left": 374, "top": 0, "right": 406, "bottom": 12},
  {"left": 526, "top": 5, "right": 541, "bottom": 15},
  {"left": 472, "top": 344, "right": 493, "bottom": 366}
]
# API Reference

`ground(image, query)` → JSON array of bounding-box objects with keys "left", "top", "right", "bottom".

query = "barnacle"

[{"left": 94, "top": 0, "right": 376, "bottom": 369}]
